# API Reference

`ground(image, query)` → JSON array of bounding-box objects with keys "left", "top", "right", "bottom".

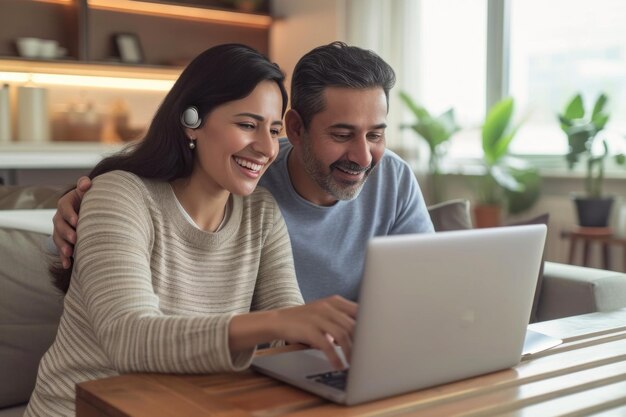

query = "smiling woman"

[{"left": 24, "top": 44, "right": 358, "bottom": 417}]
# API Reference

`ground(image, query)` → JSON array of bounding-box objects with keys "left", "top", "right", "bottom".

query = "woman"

[{"left": 25, "top": 44, "right": 356, "bottom": 417}]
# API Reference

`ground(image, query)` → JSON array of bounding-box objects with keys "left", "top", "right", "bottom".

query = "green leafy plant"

[
  {"left": 475, "top": 97, "right": 541, "bottom": 214},
  {"left": 559, "top": 93, "right": 625, "bottom": 198},
  {"left": 399, "top": 91, "right": 460, "bottom": 203}
]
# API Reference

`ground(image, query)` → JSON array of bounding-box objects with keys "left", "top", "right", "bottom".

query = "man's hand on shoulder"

[{"left": 52, "top": 176, "right": 92, "bottom": 269}]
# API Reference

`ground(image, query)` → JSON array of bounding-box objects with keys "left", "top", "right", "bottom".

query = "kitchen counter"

[
  {"left": 0, "top": 142, "right": 125, "bottom": 185},
  {"left": 0, "top": 142, "right": 123, "bottom": 169}
]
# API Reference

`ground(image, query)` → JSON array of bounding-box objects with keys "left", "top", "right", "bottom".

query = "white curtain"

[{"left": 344, "top": 0, "right": 420, "bottom": 151}]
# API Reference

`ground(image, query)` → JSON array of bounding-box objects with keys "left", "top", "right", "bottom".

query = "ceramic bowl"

[{"left": 16, "top": 37, "right": 41, "bottom": 58}]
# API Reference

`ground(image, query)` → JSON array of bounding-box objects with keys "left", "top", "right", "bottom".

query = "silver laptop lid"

[{"left": 345, "top": 224, "right": 546, "bottom": 404}]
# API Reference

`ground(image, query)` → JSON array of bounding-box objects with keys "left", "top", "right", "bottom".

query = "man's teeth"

[
  {"left": 234, "top": 157, "right": 262, "bottom": 172},
  {"left": 337, "top": 166, "right": 362, "bottom": 175}
]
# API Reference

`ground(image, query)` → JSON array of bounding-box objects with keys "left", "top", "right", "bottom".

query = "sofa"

[{"left": 2, "top": 192, "right": 626, "bottom": 416}]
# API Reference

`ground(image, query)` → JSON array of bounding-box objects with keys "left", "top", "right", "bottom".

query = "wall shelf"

[
  {"left": 87, "top": 0, "right": 272, "bottom": 29},
  {"left": 1, "top": 0, "right": 272, "bottom": 67},
  {"left": 0, "top": 58, "right": 181, "bottom": 79}
]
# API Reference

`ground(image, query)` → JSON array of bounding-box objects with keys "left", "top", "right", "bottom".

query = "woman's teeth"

[{"left": 234, "top": 157, "right": 262, "bottom": 172}]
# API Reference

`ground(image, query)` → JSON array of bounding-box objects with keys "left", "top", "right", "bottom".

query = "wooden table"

[
  {"left": 76, "top": 309, "right": 626, "bottom": 417},
  {"left": 561, "top": 227, "right": 626, "bottom": 271}
]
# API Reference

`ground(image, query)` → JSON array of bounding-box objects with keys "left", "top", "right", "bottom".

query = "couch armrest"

[{"left": 536, "top": 261, "right": 626, "bottom": 322}]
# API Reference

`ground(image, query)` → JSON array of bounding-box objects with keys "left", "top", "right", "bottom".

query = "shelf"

[
  {"left": 88, "top": 0, "right": 272, "bottom": 29},
  {"left": 0, "top": 58, "right": 180, "bottom": 91},
  {"left": 0, "top": 142, "right": 122, "bottom": 169},
  {"left": 2, "top": 0, "right": 271, "bottom": 67},
  {"left": 0, "top": 58, "right": 181, "bottom": 79}
]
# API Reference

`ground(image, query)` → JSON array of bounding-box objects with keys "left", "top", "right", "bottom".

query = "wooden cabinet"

[
  {"left": 0, "top": 0, "right": 274, "bottom": 184},
  {"left": 0, "top": 0, "right": 272, "bottom": 67}
]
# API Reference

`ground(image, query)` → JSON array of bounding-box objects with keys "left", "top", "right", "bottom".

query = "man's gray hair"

[{"left": 290, "top": 41, "right": 396, "bottom": 128}]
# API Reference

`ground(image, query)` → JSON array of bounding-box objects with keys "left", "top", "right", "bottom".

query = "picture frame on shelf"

[{"left": 113, "top": 33, "right": 144, "bottom": 64}]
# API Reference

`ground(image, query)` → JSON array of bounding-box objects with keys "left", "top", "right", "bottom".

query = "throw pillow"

[
  {"left": 0, "top": 185, "right": 63, "bottom": 210},
  {"left": 0, "top": 227, "right": 63, "bottom": 408},
  {"left": 427, "top": 199, "right": 472, "bottom": 232}
]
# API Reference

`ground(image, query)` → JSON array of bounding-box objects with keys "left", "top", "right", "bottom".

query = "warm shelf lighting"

[
  {"left": 0, "top": 73, "right": 173, "bottom": 91},
  {"left": 87, "top": 0, "right": 272, "bottom": 29},
  {"left": 0, "top": 60, "right": 178, "bottom": 91},
  {"left": 33, "top": 0, "right": 72, "bottom": 4}
]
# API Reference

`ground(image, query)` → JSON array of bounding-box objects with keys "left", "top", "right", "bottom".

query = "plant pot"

[
  {"left": 572, "top": 195, "right": 614, "bottom": 228},
  {"left": 473, "top": 204, "right": 502, "bottom": 228}
]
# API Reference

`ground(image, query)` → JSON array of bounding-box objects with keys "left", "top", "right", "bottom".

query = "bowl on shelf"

[
  {"left": 39, "top": 40, "right": 59, "bottom": 59},
  {"left": 16, "top": 37, "right": 41, "bottom": 58}
]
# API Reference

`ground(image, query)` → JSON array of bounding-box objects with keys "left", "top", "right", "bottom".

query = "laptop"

[{"left": 252, "top": 225, "right": 549, "bottom": 405}]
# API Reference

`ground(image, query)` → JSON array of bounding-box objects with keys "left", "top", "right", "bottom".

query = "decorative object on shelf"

[
  {"left": 39, "top": 39, "right": 59, "bottom": 59},
  {"left": 17, "top": 85, "right": 50, "bottom": 143},
  {"left": 107, "top": 99, "right": 144, "bottom": 143},
  {"left": 15, "top": 37, "right": 66, "bottom": 60},
  {"left": 15, "top": 37, "right": 40, "bottom": 58},
  {"left": 0, "top": 84, "right": 11, "bottom": 143},
  {"left": 558, "top": 93, "right": 626, "bottom": 227},
  {"left": 52, "top": 99, "right": 103, "bottom": 142},
  {"left": 399, "top": 91, "right": 460, "bottom": 204},
  {"left": 113, "top": 33, "right": 144, "bottom": 64},
  {"left": 472, "top": 97, "right": 541, "bottom": 228}
]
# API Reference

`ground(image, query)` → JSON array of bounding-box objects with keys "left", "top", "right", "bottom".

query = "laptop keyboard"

[{"left": 306, "top": 370, "right": 348, "bottom": 391}]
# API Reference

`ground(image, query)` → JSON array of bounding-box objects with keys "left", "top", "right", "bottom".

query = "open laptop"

[{"left": 252, "top": 224, "right": 551, "bottom": 405}]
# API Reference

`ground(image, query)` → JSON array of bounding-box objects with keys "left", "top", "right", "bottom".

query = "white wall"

[{"left": 269, "top": 0, "right": 347, "bottom": 97}]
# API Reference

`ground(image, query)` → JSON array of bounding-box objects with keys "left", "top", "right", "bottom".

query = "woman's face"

[{"left": 188, "top": 80, "right": 284, "bottom": 196}]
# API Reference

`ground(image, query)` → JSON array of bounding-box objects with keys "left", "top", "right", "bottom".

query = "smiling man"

[
  {"left": 52, "top": 42, "right": 434, "bottom": 301},
  {"left": 257, "top": 42, "right": 434, "bottom": 300}
]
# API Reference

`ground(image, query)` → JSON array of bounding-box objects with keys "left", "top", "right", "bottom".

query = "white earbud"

[{"left": 181, "top": 106, "right": 201, "bottom": 129}]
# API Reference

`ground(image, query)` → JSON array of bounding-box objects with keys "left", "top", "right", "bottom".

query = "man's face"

[{"left": 289, "top": 87, "right": 388, "bottom": 206}]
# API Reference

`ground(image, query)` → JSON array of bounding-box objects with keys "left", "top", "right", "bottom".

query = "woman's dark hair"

[{"left": 51, "top": 43, "right": 288, "bottom": 293}]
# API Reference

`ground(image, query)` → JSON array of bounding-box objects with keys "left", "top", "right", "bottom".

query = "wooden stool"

[{"left": 561, "top": 227, "right": 626, "bottom": 271}]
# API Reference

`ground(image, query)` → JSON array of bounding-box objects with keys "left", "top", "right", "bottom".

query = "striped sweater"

[{"left": 25, "top": 170, "right": 304, "bottom": 417}]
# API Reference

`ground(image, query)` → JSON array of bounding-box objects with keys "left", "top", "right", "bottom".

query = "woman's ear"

[
  {"left": 285, "top": 109, "right": 304, "bottom": 146},
  {"left": 184, "top": 127, "right": 196, "bottom": 139}
]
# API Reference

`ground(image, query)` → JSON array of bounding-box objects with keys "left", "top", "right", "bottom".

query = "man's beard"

[{"left": 301, "top": 136, "right": 375, "bottom": 201}]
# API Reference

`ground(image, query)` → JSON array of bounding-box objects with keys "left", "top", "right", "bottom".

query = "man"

[{"left": 53, "top": 42, "right": 434, "bottom": 301}]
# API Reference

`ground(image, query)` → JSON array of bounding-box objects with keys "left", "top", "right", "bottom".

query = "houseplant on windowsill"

[
  {"left": 399, "top": 91, "right": 460, "bottom": 204},
  {"left": 473, "top": 97, "right": 541, "bottom": 227},
  {"left": 559, "top": 93, "right": 626, "bottom": 227}
]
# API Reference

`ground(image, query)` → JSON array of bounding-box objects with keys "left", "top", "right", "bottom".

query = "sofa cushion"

[
  {"left": 0, "top": 226, "right": 63, "bottom": 408},
  {"left": 538, "top": 262, "right": 626, "bottom": 321},
  {"left": 0, "top": 404, "right": 27, "bottom": 417},
  {"left": 0, "top": 186, "right": 63, "bottom": 210},
  {"left": 427, "top": 199, "right": 472, "bottom": 232}
]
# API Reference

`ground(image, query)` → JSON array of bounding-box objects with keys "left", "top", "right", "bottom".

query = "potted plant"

[
  {"left": 559, "top": 93, "right": 625, "bottom": 227},
  {"left": 399, "top": 91, "right": 460, "bottom": 204},
  {"left": 473, "top": 97, "right": 541, "bottom": 227}
]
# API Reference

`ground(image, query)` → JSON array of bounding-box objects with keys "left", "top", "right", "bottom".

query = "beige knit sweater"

[{"left": 25, "top": 170, "right": 304, "bottom": 417}]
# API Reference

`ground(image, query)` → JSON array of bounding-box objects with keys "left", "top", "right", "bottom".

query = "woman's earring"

[{"left": 189, "top": 138, "right": 196, "bottom": 150}]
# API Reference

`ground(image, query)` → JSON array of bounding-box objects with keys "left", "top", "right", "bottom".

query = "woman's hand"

[
  {"left": 229, "top": 295, "right": 357, "bottom": 370},
  {"left": 273, "top": 296, "right": 357, "bottom": 369}
]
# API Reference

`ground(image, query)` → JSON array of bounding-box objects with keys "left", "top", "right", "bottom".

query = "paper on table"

[{"left": 523, "top": 329, "right": 563, "bottom": 356}]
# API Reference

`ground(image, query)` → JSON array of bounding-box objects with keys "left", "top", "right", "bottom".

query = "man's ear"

[{"left": 285, "top": 109, "right": 305, "bottom": 146}]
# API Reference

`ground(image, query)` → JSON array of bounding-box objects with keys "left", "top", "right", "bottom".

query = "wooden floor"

[{"left": 77, "top": 310, "right": 626, "bottom": 417}]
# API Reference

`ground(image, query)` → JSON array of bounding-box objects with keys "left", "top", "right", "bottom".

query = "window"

[
  {"left": 509, "top": 0, "right": 626, "bottom": 156},
  {"left": 404, "top": 0, "right": 626, "bottom": 162},
  {"left": 410, "top": 0, "right": 487, "bottom": 159}
]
